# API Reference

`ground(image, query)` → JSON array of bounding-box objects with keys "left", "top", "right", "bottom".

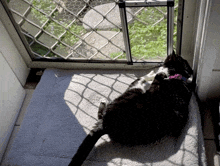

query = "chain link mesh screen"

[{"left": 6, "top": 0, "right": 178, "bottom": 62}]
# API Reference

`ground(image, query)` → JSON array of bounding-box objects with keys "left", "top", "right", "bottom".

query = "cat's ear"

[
  {"left": 171, "top": 50, "right": 177, "bottom": 61},
  {"left": 164, "top": 50, "right": 176, "bottom": 64},
  {"left": 172, "top": 50, "right": 177, "bottom": 56}
]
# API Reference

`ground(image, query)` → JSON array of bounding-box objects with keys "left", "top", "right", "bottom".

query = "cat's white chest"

[{"left": 136, "top": 67, "right": 168, "bottom": 93}]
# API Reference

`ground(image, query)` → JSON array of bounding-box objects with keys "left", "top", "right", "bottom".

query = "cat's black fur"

[{"left": 68, "top": 52, "right": 193, "bottom": 166}]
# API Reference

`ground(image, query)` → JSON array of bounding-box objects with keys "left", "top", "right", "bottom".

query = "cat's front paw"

[{"left": 155, "top": 72, "right": 167, "bottom": 81}]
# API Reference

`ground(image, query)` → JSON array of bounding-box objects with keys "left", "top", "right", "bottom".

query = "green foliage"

[
  {"left": 128, "top": 3, "right": 178, "bottom": 59},
  {"left": 32, "top": 0, "right": 56, "bottom": 15},
  {"left": 19, "top": 0, "right": 178, "bottom": 60},
  {"left": 30, "top": 42, "right": 56, "bottom": 57},
  {"left": 110, "top": 52, "right": 126, "bottom": 59},
  {"left": 61, "top": 23, "right": 86, "bottom": 46},
  {"left": 27, "top": 0, "right": 86, "bottom": 57}
]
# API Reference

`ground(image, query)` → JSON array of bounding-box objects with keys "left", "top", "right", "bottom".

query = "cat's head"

[{"left": 164, "top": 51, "right": 193, "bottom": 79}]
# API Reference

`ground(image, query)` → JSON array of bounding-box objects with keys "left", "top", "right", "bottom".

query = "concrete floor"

[{"left": 1, "top": 88, "right": 220, "bottom": 166}]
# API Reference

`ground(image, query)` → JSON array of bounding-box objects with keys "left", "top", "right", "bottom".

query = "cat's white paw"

[
  {"left": 156, "top": 66, "right": 168, "bottom": 76},
  {"left": 100, "top": 98, "right": 108, "bottom": 104}
]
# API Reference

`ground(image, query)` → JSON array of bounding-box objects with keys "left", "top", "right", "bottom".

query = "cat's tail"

[{"left": 68, "top": 120, "right": 105, "bottom": 166}]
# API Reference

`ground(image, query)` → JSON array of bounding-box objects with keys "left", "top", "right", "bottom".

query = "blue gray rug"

[{"left": 4, "top": 69, "right": 206, "bottom": 166}]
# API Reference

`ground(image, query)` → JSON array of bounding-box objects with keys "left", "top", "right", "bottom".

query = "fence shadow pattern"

[
  {"left": 6, "top": 0, "right": 178, "bottom": 62},
  {"left": 2, "top": 69, "right": 203, "bottom": 165},
  {"left": 63, "top": 70, "right": 200, "bottom": 165}
]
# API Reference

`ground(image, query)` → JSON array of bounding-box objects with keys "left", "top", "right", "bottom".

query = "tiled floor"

[{"left": 1, "top": 89, "right": 220, "bottom": 166}]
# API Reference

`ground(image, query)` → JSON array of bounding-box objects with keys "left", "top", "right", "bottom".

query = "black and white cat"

[{"left": 68, "top": 52, "right": 193, "bottom": 166}]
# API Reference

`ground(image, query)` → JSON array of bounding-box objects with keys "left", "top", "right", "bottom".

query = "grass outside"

[{"left": 10, "top": 0, "right": 178, "bottom": 60}]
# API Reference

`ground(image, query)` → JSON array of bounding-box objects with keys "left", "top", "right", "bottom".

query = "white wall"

[
  {"left": 0, "top": 20, "right": 29, "bottom": 86},
  {"left": 194, "top": 0, "right": 220, "bottom": 101},
  {"left": 0, "top": 19, "right": 29, "bottom": 162},
  {"left": 180, "top": 0, "right": 220, "bottom": 101},
  {"left": 0, "top": 53, "right": 26, "bottom": 162},
  {"left": 181, "top": 0, "right": 199, "bottom": 67}
]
